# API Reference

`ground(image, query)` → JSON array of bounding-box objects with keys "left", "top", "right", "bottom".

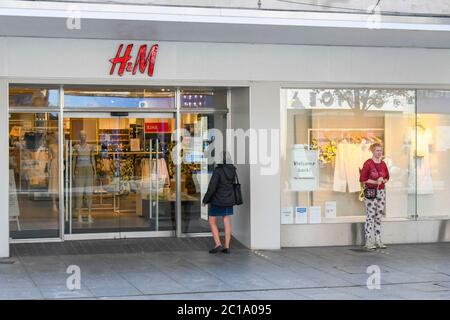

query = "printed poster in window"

[
  {"left": 291, "top": 144, "right": 319, "bottom": 191},
  {"left": 130, "top": 138, "right": 140, "bottom": 152},
  {"left": 325, "top": 201, "right": 337, "bottom": 219}
]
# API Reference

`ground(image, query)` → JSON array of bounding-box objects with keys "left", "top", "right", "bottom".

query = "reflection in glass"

[
  {"left": 281, "top": 89, "right": 416, "bottom": 224},
  {"left": 180, "top": 113, "right": 228, "bottom": 233},
  {"left": 64, "top": 86, "right": 175, "bottom": 109},
  {"left": 9, "top": 85, "right": 60, "bottom": 108},
  {"left": 9, "top": 113, "right": 60, "bottom": 239}
]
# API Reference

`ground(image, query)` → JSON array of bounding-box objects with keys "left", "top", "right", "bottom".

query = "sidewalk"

[{"left": 1, "top": 238, "right": 450, "bottom": 300}]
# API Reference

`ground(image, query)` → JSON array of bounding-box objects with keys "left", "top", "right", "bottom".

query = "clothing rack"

[
  {"left": 308, "top": 128, "right": 385, "bottom": 132},
  {"left": 308, "top": 128, "right": 384, "bottom": 150},
  {"left": 102, "top": 151, "right": 165, "bottom": 155}
]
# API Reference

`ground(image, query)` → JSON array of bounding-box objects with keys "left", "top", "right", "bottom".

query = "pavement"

[{"left": 1, "top": 238, "right": 450, "bottom": 300}]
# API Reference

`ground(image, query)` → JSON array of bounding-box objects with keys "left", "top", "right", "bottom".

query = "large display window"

[
  {"left": 416, "top": 90, "right": 450, "bottom": 220},
  {"left": 9, "top": 112, "right": 60, "bottom": 239},
  {"left": 281, "top": 88, "right": 417, "bottom": 224},
  {"left": 8, "top": 84, "right": 230, "bottom": 240}
]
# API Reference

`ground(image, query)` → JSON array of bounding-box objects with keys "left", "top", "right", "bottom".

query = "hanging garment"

[
  {"left": 151, "top": 158, "right": 170, "bottom": 186},
  {"left": 407, "top": 127, "right": 433, "bottom": 195},
  {"left": 48, "top": 143, "right": 59, "bottom": 194},
  {"left": 360, "top": 139, "right": 373, "bottom": 169},
  {"left": 29, "top": 146, "right": 48, "bottom": 186},
  {"left": 333, "top": 141, "right": 362, "bottom": 193},
  {"left": 140, "top": 157, "right": 170, "bottom": 196},
  {"left": 141, "top": 158, "right": 150, "bottom": 182}
]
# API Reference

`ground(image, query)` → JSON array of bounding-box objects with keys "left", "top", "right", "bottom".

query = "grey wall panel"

[
  {"left": 249, "top": 82, "right": 281, "bottom": 250},
  {"left": 0, "top": 80, "right": 9, "bottom": 258},
  {"left": 230, "top": 87, "right": 251, "bottom": 248},
  {"left": 2, "top": 37, "right": 450, "bottom": 85}
]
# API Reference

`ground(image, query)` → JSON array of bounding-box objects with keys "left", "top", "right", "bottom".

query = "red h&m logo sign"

[
  {"left": 144, "top": 122, "right": 170, "bottom": 133},
  {"left": 109, "top": 44, "right": 158, "bottom": 77}
]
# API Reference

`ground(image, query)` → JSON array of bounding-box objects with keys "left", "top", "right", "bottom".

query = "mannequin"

[
  {"left": 73, "top": 130, "right": 96, "bottom": 223},
  {"left": 47, "top": 132, "right": 59, "bottom": 212}
]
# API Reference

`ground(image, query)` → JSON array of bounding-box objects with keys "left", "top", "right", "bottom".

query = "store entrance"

[{"left": 63, "top": 112, "right": 176, "bottom": 238}]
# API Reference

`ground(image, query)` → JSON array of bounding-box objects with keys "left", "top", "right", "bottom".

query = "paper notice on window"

[
  {"left": 309, "top": 206, "right": 322, "bottom": 224},
  {"left": 281, "top": 207, "right": 294, "bottom": 224},
  {"left": 295, "top": 207, "right": 308, "bottom": 224},
  {"left": 291, "top": 145, "right": 319, "bottom": 192},
  {"left": 325, "top": 201, "right": 337, "bottom": 219}
]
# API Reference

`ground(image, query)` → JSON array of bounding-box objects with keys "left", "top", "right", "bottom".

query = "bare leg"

[
  {"left": 223, "top": 215, "right": 232, "bottom": 249},
  {"left": 88, "top": 207, "right": 94, "bottom": 223},
  {"left": 208, "top": 216, "right": 222, "bottom": 247},
  {"left": 52, "top": 194, "right": 58, "bottom": 212}
]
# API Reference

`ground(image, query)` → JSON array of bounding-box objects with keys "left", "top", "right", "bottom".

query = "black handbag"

[
  {"left": 363, "top": 186, "right": 378, "bottom": 200},
  {"left": 233, "top": 172, "right": 243, "bottom": 205},
  {"left": 363, "top": 160, "right": 384, "bottom": 200}
]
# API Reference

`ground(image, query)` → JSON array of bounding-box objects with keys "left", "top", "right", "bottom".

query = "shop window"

[
  {"left": 180, "top": 112, "right": 228, "bottom": 233},
  {"left": 9, "top": 112, "right": 60, "bottom": 239},
  {"left": 416, "top": 90, "right": 450, "bottom": 220},
  {"left": 63, "top": 115, "right": 177, "bottom": 234},
  {"left": 64, "top": 86, "right": 175, "bottom": 109},
  {"left": 280, "top": 89, "right": 416, "bottom": 224},
  {"left": 9, "top": 85, "right": 59, "bottom": 108}
]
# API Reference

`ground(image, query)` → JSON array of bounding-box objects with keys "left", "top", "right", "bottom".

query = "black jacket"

[{"left": 202, "top": 164, "right": 237, "bottom": 207}]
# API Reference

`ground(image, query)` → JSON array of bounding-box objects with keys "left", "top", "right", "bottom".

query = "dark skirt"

[{"left": 208, "top": 204, "right": 234, "bottom": 217}]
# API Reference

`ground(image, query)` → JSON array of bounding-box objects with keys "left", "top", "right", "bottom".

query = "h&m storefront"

[{"left": 1, "top": 36, "right": 450, "bottom": 257}]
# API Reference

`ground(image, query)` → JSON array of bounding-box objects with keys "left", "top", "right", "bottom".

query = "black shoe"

[
  {"left": 222, "top": 248, "right": 230, "bottom": 254},
  {"left": 209, "top": 245, "right": 223, "bottom": 254}
]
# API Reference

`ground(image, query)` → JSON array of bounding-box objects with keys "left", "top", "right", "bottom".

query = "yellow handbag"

[{"left": 358, "top": 183, "right": 365, "bottom": 202}]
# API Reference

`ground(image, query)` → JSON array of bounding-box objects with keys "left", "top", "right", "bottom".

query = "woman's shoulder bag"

[{"left": 233, "top": 171, "right": 243, "bottom": 205}]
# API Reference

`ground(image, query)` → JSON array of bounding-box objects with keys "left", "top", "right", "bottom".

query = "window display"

[
  {"left": 281, "top": 88, "right": 416, "bottom": 224},
  {"left": 9, "top": 112, "right": 60, "bottom": 239},
  {"left": 64, "top": 116, "right": 177, "bottom": 234},
  {"left": 415, "top": 90, "right": 450, "bottom": 219},
  {"left": 8, "top": 84, "right": 231, "bottom": 240}
]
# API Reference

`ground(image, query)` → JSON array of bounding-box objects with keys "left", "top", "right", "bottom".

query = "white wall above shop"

[
  {"left": 1, "top": 37, "right": 450, "bottom": 86},
  {"left": 1, "top": 1, "right": 450, "bottom": 48}
]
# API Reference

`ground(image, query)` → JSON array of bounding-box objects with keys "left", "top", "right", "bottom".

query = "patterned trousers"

[{"left": 364, "top": 189, "right": 386, "bottom": 242}]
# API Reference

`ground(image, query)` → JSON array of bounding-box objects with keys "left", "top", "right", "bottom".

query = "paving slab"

[{"left": 4, "top": 240, "right": 450, "bottom": 300}]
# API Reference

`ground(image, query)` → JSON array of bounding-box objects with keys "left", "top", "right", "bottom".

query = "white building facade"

[{"left": 1, "top": 1, "right": 450, "bottom": 258}]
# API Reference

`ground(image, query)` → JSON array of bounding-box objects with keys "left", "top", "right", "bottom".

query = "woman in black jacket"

[{"left": 202, "top": 152, "right": 237, "bottom": 254}]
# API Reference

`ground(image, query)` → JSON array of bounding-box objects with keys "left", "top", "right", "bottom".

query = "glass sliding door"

[
  {"left": 119, "top": 114, "right": 176, "bottom": 233},
  {"left": 64, "top": 113, "right": 176, "bottom": 237}
]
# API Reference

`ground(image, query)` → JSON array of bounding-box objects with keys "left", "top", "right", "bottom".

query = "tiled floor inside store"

[{"left": 1, "top": 238, "right": 450, "bottom": 300}]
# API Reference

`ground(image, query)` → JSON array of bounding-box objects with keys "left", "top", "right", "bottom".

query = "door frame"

[{"left": 62, "top": 111, "right": 176, "bottom": 240}]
